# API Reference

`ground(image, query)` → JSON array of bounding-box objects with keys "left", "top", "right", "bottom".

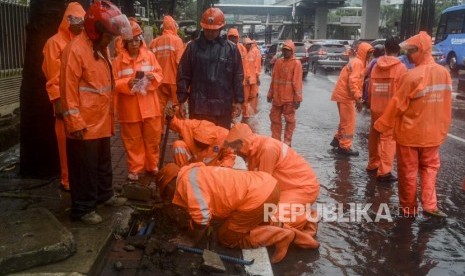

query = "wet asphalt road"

[{"left": 250, "top": 68, "right": 465, "bottom": 275}]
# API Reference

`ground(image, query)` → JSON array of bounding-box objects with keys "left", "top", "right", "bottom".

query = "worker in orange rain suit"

[
  {"left": 42, "top": 2, "right": 85, "bottom": 191},
  {"left": 149, "top": 15, "right": 184, "bottom": 125},
  {"left": 267, "top": 40, "right": 302, "bottom": 146},
  {"left": 366, "top": 36, "right": 407, "bottom": 183},
  {"left": 374, "top": 31, "right": 452, "bottom": 218},
  {"left": 60, "top": 0, "right": 131, "bottom": 224},
  {"left": 242, "top": 38, "right": 260, "bottom": 121},
  {"left": 169, "top": 162, "right": 296, "bottom": 264},
  {"left": 227, "top": 28, "right": 250, "bottom": 122},
  {"left": 250, "top": 39, "right": 262, "bottom": 114},
  {"left": 330, "top": 42, "right": 374, "bottom": 156},
  {"left": 224, "top": 123, "right": 320, "bottom": 250},
  {"left": 113, "top": 20, "right": 164, "bottom": 181},
  {"left": 164, "top": 108, "right": 235, "bottom": 167}
]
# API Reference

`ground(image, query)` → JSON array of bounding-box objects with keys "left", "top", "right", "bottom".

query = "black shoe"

[
  {"left": 330, "top": 137, "right": 339, "bottom": 148},
  {"left": 423, "top": 209, "right": 447, "bottom": 218},
  {"left": 377, "top": 172, "right": 397, "bottom": 183},
  {"left": 337, "top": 148, "right": 359, "bottom": 156}
]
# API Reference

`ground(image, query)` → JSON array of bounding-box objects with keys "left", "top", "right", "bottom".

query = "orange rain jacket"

[
  {"left": 252, "top": 42, "right": 262, "bottom": 76},
  {"left": 42, "top": 2, "right": 85, "bottom": 101},
  {"left": 173, "top": 162, "right": 277, "bottom": 229},
  {"left": 243, "top": 38, "right": 259, "bottom": 85},
  {"left": 368, "top": 56, "right": 407, "bottom": 117},
  {"left": 60, "top": 31, "right": 115, "bottom": 139},
  {"left": 227, "top": 29, "right": 250, "bottom": 84},
  {"left": 331, "top": 42, "right": 374, "bottom": 103},
  {"left": 170, "top": 116, "right": 235, "bottom": 167},
  {"left": 267, "top": 41, "right": 303, "bottom": 106},
  {"left": 374, "top": 32, "right": 452, "bottom": 147},
  {"left": 225, "top": 124, "right": 319, "bottom": 203},
  {"left": 149, "top": 16, "right": 184, "bottom": 86},
  {"left": 239, "top": 43, "right": 250, "bottom": 84},
  {"left": 112, "top": 48, "right": 163, "bottom": 122}
]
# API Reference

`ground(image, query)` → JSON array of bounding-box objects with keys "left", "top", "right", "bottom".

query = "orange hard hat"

[{"left": 200, "top": 7, "right": 225, "bottom": 30}]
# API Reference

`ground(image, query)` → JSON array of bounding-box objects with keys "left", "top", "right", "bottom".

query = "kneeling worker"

[
  {"left": 164, "top": 162, "right": 295, "bottom": 263},
  {"left": 166, "top": 107, "right": 235, "bottom": 167},
  {"left": 224, "top": 123, "right": 320, "bottom": 249}
]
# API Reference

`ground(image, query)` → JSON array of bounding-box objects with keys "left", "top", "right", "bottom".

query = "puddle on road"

[{"left": 249, "top": 79, "right": 465, "bottom": 275}]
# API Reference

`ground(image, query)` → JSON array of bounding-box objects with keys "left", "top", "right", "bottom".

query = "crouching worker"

[
  {"left": 224, "top": 123, "right": 320, "bottom": 250},
  {"left": 165, "top": 107, "right": 235, "bottom": 167},
  {"left": 163, "top": 162, "right": 295, "bottom": 263}
]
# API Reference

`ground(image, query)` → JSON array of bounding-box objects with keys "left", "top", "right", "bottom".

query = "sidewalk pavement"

[{"left": 0, "top": 123, "right": 177, "bottom": 275}]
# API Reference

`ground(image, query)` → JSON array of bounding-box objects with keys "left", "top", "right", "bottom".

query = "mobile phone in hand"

[{"left": 135, "top": 71, "right": 144, "bottom": 80}]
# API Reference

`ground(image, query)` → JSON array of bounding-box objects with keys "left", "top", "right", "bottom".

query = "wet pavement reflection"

[{"left": 252, "top": 69, "right": 465, "bottom": 275}]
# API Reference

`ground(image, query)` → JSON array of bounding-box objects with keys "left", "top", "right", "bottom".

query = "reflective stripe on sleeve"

[
  {"left": 63, "top": 108, "right": 80, "bottom": 117},
  {"left": 188, "top": 167, "right": 211, "bottom": 225},
  {"left": 282, "top": 143, "right": 289, "bottom": 159},
  {"left": 78, "top": 86, "right": 112, "bottom": 94},
  {"left": 174, "top": 147, "right": 192, "bottom": 161},
  {"left": 118, "top": 68, "right": 134, "bottom": 77},
  {"left": 140, "top": 65, "right": 154, "bottom": 72}
]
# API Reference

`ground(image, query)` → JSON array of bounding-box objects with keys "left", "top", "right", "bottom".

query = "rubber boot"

[
  {"left": 284, "top": 224, "right": 319, "bottom": 249},
  {"left": 249, "top": 225, "right": 295, "bottom": 263}
]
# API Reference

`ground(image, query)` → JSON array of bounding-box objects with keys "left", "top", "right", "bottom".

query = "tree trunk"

[{"left": 19, "top": 0, "right": 66, "bottom": 178}]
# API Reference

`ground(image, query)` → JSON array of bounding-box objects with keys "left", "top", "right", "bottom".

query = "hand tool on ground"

[{"left": 176, "top": 244, "right": 255, "bottom": 265}]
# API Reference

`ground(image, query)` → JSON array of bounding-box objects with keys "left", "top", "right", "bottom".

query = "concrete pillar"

[
  {"left": 361, "top": 0, "right": 381, "bottom": 39},
  {"left": 314, "top": 7, "right": 328, "bottom": 39}
]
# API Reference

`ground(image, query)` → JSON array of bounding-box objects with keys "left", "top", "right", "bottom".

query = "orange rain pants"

[
  {"left": 243, "top": 84, "right": 259, "bottom": 117},
  {"left": 249, "top": 84, "right": 259, "bottom": 115},
  {"left": 55, "top": 119, "right": 69, "bottom": 186},
  {"left": 217, "top": 185, "right": 280, "bottom": 248},
  {"left": 334, "top": 102, "right": 355, "bottom": 150},
  {"left": 270, "top": 103, "right": 296, "bottom": 145},
  {"left": 367, "top": 114, "right": 396, "bottom": 176},
  {"left": 397, "top": 144, "right": 440, "bottom": 215},
  {"left": 120, "top": 117, "right": 162, "bottom": 174}
]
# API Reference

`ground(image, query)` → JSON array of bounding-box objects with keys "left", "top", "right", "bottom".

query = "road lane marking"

[{"left": 448, "top": 133, "right": 465, "bottom": 143}]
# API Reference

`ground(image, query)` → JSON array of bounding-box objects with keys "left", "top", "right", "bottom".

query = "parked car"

[
  {"left": 307, "top": 42, "right": 349, "bottom": 73},
  {"left": 264, "top": 41, "right": 309, "bottom": 78}
]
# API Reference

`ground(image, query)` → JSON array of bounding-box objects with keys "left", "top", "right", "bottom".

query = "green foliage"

[
  {"left": 152, "top": 24, "right": 159, "bottom": 37},
  {"left": 175, "top": 0, "right": 197, "bottom": 20},
  {"left": 177, "top": 28, "right": 185, "bottom": 41}
]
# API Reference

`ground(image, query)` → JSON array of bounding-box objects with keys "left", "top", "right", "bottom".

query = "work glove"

[
  {"left": 355, "top": 98, "right": 364, "bottom": 113},
  {"left": 165, "top": 105, "right": 176, "bottom": 120},
  {"left": 294, "top": 101, "right": 300, "bottom": 109},
  {"left": 70, "top": 129, "right": 86, "bottom": 140},
  {"left": 128, "top": 78, "right": 138, "bottom": 89},
  {"left": 177, "top": 102, "right": 187, "bottom": 119}
]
